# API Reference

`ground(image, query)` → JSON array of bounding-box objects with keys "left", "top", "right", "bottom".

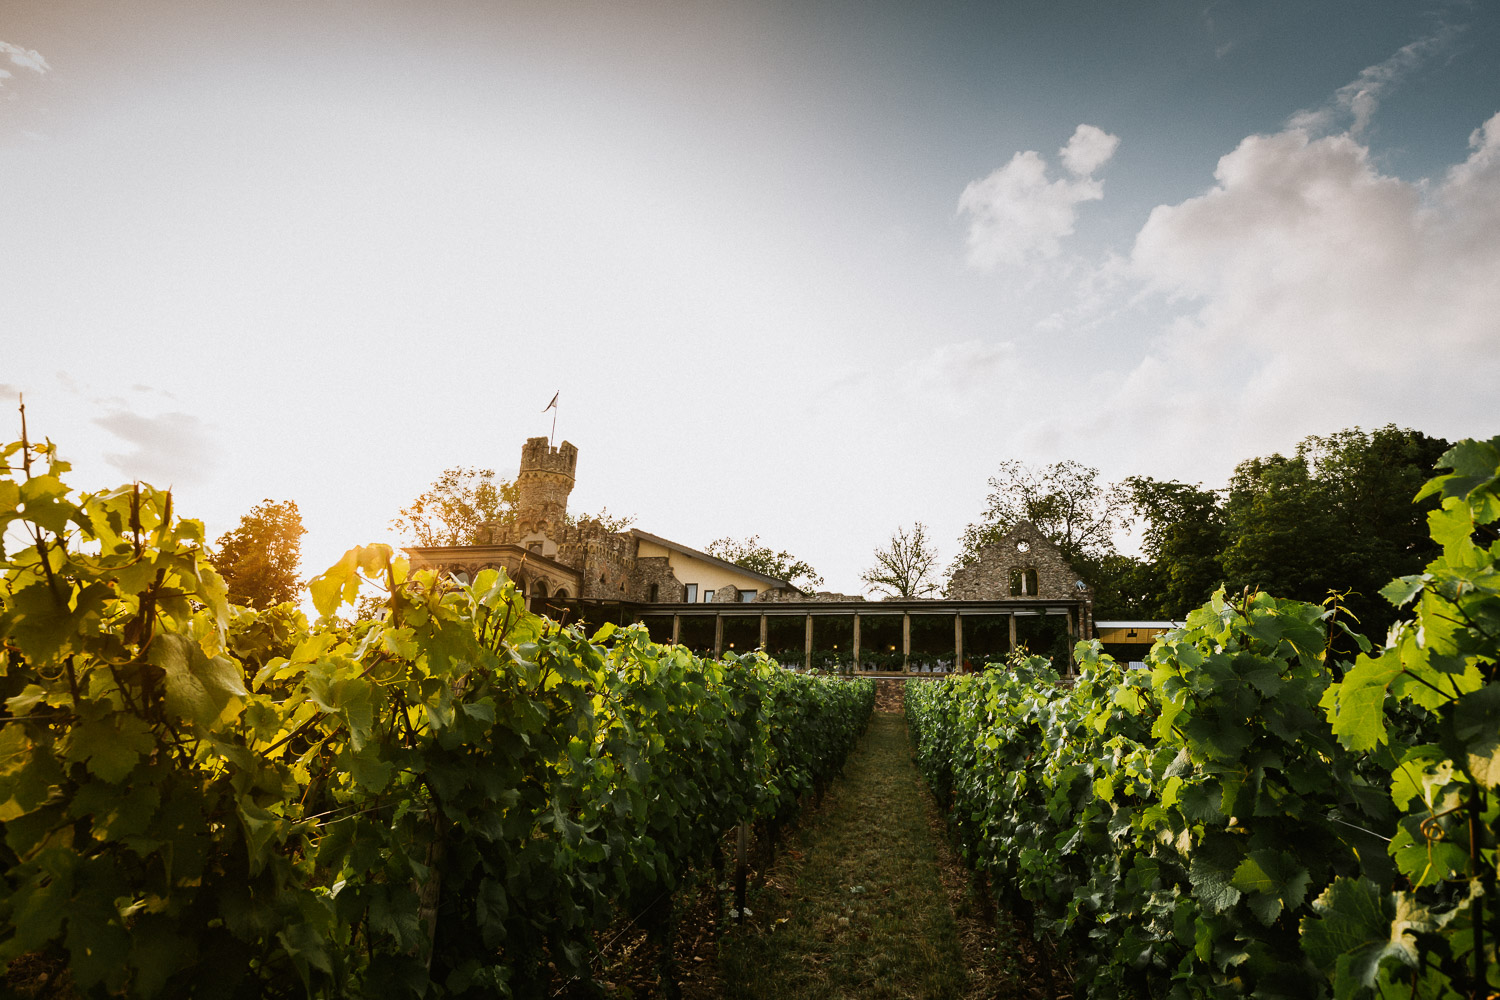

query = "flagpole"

[{"left": 543, "top": 391, "right": 560, "bottom": 447}]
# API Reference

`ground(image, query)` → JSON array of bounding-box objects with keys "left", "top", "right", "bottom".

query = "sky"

[{"left": 3, "top": 0, "right": 1499, "bottom": 596}]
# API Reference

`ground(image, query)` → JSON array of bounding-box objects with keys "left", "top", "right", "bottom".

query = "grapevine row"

[
  {"left": 0, "top": 436, "right": 875, "bottom": 998},
  {"left": 906, "top": 437, "right": 1499, "bottom": 999}
]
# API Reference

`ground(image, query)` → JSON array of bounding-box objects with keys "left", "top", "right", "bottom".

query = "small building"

[
  {"left": 406, "top": 438, "right": 1097, "bottom": 675},
  {"left": 1094, "top": 620, "right": 1179, "bottom": 668}
]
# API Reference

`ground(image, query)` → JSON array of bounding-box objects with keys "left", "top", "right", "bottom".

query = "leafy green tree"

[
  {"left": 1078, "top": 551, "right": 1164, "bottom": 619},
  {"left": 1294, "top": 425, "right": 1448, "bottom": 635},
  {"left": 1220, "top": 426, "right": 1448, "bottom": 641},
  {"left": 951, "top": 459, "right": 1138, "bottom": 612},
  {"left": 1124, "top": 477, "right": 1226, "bottom": 618},
  {"left": 706, "top": 535, "right": 824, "bottom": 590},
  {"left": 860, "top": 522, "right": 940, "bottom": 598},
  {"left": 1220, "top": 453, "right": 1339, "bottom": 602},
  {"left": 951, "top": 459, "right": 1128, "bottom": 573},
  {"left": 211, "top": 498, "right": 306, "bottom": 609},
  {"left": 392, "top": 467, "right": 517, "bottom": 546}
]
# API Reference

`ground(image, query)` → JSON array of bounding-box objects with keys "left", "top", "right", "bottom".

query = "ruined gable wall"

[{"left": 947, "top": 522, "right": 1090, "bottom": 602}]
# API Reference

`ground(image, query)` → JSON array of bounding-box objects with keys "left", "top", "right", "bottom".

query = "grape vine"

[
  {"left": 907, "top": 437, "right": 1499, "bottom": 999},
  {"left": 0, "top": 432, "right": 874, "bottom": 998}
]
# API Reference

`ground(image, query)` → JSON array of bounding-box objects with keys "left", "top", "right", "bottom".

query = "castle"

[
  {"left": 405, "top": 437, "right": 806, "bottom": 607},
  {"left": 405, "top": 438, "right": 1120, "bottom": 672}
]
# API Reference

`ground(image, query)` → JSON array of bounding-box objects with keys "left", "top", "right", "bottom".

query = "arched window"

[
  {"left": 533, "top": 581, "right": 549, "bottom": 599},
  {"left": 451, "top": 570, "right": 471, "bottom": 585},
  {"left": 553, "top": 588, "right": 569, "bottom": 600}
]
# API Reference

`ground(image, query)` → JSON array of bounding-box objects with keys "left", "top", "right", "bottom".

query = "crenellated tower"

[{"left": 514, "top": 437, "right": 577, "bottom": 532}]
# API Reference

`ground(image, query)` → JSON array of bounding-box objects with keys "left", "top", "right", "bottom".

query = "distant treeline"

[{"left": 1085, "top": 425, "right": 1449, "bottom": 639}]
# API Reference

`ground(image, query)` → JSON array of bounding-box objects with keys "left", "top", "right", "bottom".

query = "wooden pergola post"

[{"left": 902, "top": 612, "right": 911, "bottom": 674}]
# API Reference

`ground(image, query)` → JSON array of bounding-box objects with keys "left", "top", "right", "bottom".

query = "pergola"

[{"left": 534, "top": 597, "right": 1092, "bottom": 676}]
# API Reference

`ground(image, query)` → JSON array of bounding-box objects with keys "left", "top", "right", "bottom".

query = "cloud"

[
  {"left": 93, "top": 410, "right": 217, "bottom": 487},
  {"left": 0, "top": 40, "right": 50, "bottom": 86},
  {"left": 1287, "top": 23, "right": 1460, "bottom": 137},
  {"left": 1064, "top": 110, "right": 1500, "bottom": 471},
  {"left": 1060, "top": 124, "right": 1121, "bottom": 177},
  {"left": 958, "top": 124, "right": 1119, "bottom": 270}
]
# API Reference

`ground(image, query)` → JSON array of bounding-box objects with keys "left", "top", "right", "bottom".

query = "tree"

[
  {"left": 861, "top": 522, "right": 940, "bottom": 598},
  {"left": 211, "top": 499, "right": 306, "bottom": 609},
  {"left": 705, "top": 535, "right": 824, "bottom": 590},
  {"left": 951, "top": 459, "right": 1128, "bottom": 574},
  {"left": 1123, "top": 477, "right": 1226, "bottom": 618},
  {"left": 392, "top": 467, "right": 517, "bottom": 547},
  {"left": 1079, "top": 551, "right": 1165, "bottom": 620},
  {"left": 1221, "top": 425, "right": 1448, "bottom": 640}
]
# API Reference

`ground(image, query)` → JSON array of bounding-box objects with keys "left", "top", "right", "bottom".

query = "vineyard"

[
  {"left": 0, "top": 434, "right": 874, "bottom": 997},
  {"left": 907, "top": 437, "right": 1500, "bottom": 998},
  {"left": 3, "top": 427, "right": 1497, "bottom": 1000}
]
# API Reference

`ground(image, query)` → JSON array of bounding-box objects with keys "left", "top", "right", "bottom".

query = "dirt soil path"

[{"left": 703, "top": 707, "right": 1052, "bottom": 1000}]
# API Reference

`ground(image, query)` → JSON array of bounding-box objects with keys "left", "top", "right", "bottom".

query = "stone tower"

[{"left": 514, "top": 437, "right": 577, "bottom": 531}]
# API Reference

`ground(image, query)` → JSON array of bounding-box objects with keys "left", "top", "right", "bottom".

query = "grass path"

[{"left": 710, "top": 708, "right": 1010, "bottom": 1000}]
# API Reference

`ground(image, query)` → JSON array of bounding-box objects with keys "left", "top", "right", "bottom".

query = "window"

[
  {"left": 703, "top": 589, "right": 715, "bottom": 603},
  {"left": 1009, "top": 568, "right": 1038, "bottom": 596},
  {"left": 739, "top": 589, "right": 757, "bottom": 603},
  {"left": 649, "top": 583, "right": 659, "bottom": 602},
  {"left": 683, "top": 583, "right": 698, "bottom": 603},
  {"left": 528, "top": 542, "right": 543, "bottom": 554}
]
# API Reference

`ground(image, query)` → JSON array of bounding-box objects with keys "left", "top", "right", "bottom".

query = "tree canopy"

[
  {"left": 952, "top": 460, "right": 1127, "bottom": 573},
  {"left": 950, "top": 427, "right": 1447, "bottom": 626},
  {"left": 861, "top": 522, "right": 941, "bottom": 598},
  {"left": 1219, "top": 425, "right": 1448, "bottom": 638},
  {"left": 705, "top": 535, "right": 824, "bottom": 591},
  {"left": 1123, "top": 477, "right": 1226, "bottom": 619},
  {"left": 211, "top": 498, "right": 305, "bottom": 609},
  {"left": 392, "top": 467, "right": 517, "bottom": 547}
]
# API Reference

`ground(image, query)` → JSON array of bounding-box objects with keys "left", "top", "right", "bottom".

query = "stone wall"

[
  {"left": 755, "top": 589, "right": 866, "bottom": 603},
  {"left": 947, "top": 520, "right": 1092, "bottom": 602},
  {"left": 628, "top": 556, "right": 685, "bottom": 603},
  {"left": 514, "top": 437, "right": 577, "bottom": 530}
]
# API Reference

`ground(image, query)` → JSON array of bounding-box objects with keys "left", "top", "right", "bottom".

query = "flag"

[{"left": 542, "top": 391, "right": 559, "bottom": 412}]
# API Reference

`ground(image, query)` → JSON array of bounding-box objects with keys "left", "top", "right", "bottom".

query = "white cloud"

[
  {"left": 1060, "top": 124, "right": 1121, "bottom": 177},
  {"left": 1287, "top": 23, "right": 1460, "bottom": 137},
  {"left": 0, "top": 40, "right": 50, "bottom": 84},
  {"left": 1053, "top": 111, "right": 1500, "bottom": 474},
  {"left": 958, "top": 123, "right": 1119, "bottom": 270},
  {"left": 93, "top": 410, "right": 217, "bottom": 487}
]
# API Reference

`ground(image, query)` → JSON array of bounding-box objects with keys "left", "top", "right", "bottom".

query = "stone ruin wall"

[
  {"left": 754, "top": 589, "right": 866, "bottom": 603},
  {"left": 553, "top": 523, "right": 637, "bottom": 600},
  {"left": 628, "top": 556, "right": 686, "bottom": 604},
  {"left": 947, "top": 522, "right": 1089, "bottom": 601},
  {"left": 947, "top": 521, "right": 1094, "bottom": 634}
]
